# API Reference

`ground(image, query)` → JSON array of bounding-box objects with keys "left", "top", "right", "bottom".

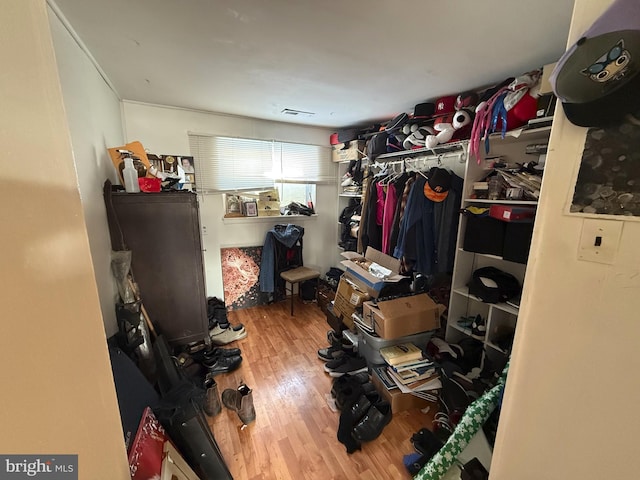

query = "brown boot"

[
  {"left": 222, "top": 382, "right": 256, "bottom": 426},
  {"left": 203, "top": 374, "right": 222, "bottom": 416}
]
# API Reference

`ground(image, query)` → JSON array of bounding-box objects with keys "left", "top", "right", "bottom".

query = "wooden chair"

[{"left": 280, "top": 266, "right": 320, "bottom": 315}]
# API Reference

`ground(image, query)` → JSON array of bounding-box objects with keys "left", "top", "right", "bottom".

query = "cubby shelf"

[{"left": 445, "top": 124, "right": 550, "bottom": 363}]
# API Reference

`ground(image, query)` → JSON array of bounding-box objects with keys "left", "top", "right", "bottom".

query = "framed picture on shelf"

[{"left": 244, "top": 201, "right": 258, "bottom": 217}]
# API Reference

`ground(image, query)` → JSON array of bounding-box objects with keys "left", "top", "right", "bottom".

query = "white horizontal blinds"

[
  {"left": 277, "top": 142, "right": 334, "bottom": 184},
  {"left": 189, "top": 134, "right": 275, "bottom": 192}
]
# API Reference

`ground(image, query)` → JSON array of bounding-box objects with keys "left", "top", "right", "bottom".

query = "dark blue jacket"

[{"left": 258, "top": 224, "right": 304, "bottom": 293}]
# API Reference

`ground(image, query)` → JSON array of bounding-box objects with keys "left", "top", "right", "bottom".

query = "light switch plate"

[{"left": 577, "top": 218, "right": 624, "bottom": 264}]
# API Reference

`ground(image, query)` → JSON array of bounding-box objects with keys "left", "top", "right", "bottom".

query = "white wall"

[
  {"left": 122, "top": 101, "right": 337, "bottom": 298},
  {"left": 48, "top": 6, "right": 125, "bottom": 337},
  {"left": 0, "top": 1, "right": 129, "bottom": 476},
  {"left": 491, "top": 0, "right": 640, "bottom": 478}
]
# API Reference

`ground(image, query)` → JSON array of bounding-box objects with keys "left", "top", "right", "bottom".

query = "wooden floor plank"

[{"left": 207, "top": 298, "right": 435, "bottom": 479}]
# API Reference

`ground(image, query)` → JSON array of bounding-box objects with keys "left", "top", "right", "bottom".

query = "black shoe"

[
  {"left": 192, "top": 345, "right": 241, "bottom": 363},
  {"left": 327, "top": 356, "right": 368, "bottom": 378},
  {"left": 202, "top": 354, "right": 242, "bottom": 375},
  {"left": 350, "top": 392, "right": 382, "bottom": 424},
  {"left": 202, "top": 346, "right": 242, "bottom": 359},
  {"left": 352, "top": 400, "right": 392, "bottom": 442},
  {"left": 411, "top": 428, "right": 443, "bottom": 457}
]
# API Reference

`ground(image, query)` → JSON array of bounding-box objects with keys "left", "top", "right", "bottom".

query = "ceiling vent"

[{"left": 281, "top": 108, "right": 315, "bottom": 117}]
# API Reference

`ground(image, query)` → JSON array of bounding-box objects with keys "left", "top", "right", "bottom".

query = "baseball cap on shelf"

[
  {"left": 433, "top": 96, "right": 456, "bottom": 117},
  {"left": 412, "top": 102, "right": 436, "bottom": 119},
  {"left": 423, "top": 167, "right": 452, "bottom": 202},
  {"left": 550, "top": 0, "right": 640, "bottom": 127}
]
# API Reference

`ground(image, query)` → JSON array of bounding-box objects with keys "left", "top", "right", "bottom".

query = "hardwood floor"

[{"left": 207, "top": 298, "right": 436, "bottom": 480}]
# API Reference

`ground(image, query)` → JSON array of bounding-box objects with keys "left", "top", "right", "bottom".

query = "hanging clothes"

[
  {"left": 388, "top": 173, "right": 412, "bottom": 257},
  {"left": 360, "top": 177, "right": 382, "bottom": 252},
  {"left": 393, "top": 176, "right": 437, "bottom": 275},
  {"left": 375, "top": 182, "right": 386, "bottom": 226},
  {"left": 357, "top": 175, "right": 372, "bottom": 254},
  {"left": 258, "top": 224, "right": 304, "bottom": 294},
  {"left": 381, "top": 181, "right": 398, "bottom": 255},
  {"left": 433, "top": 173, "right": 464, "bottom": 273}
]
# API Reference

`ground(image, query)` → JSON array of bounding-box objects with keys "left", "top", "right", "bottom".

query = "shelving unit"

[
  {"left": 336, "top": 159, "right": 364, "bottom": 252},
  {"left": 444, "top": 126, "right": 551, "bottom": 365}
]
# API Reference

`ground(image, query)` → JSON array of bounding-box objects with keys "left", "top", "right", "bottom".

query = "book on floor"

[
  {"left": 389, "top": 363, "right": 436, "bottom": 381},
  {"left": 387, "top": 365, "right": 437, "bottom": 386},
  {"left": 393, "top": 373, "right": 442, "bottom": 394},
  {"left": 372, "top": 365, "right": 398, "bottom": 391},
  {"left": 390, "top": 357, "right": 435, "bottom": 373},
  {"left": 379, "top": 342, "right": 423, "bottom": 366}
]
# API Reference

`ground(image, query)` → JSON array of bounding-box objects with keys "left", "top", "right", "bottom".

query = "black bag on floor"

[{"left": 301, "top": 278, "right": 318, "bottom": 301}]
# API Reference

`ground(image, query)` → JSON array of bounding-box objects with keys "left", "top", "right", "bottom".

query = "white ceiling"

[{"left": 51, "top": 0, "right": 575, "bottom": 129}]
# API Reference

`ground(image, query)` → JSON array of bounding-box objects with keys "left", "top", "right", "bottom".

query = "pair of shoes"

[
  {"left": 191, "top": 345, "right": 241, "bottom": 362},
  {"left": 324, "top": 354, "right": 368, "bottom": 378},
  {"left": 432, "top": 411, "right": 454, "bottom": 443},
  {"left": 210, "top": 326, "right": 248, "bottom": 345},
  {"left": 404, "top": 427, "right": 444, "bottom": 475},
  {"left": 457, "top": 315, "right": 476, "bottom": 329},
  {"left": 331, "top": 372, "right": 374, "bottom": 410},
  {"left": 221, "top": 381, "right": 256, "bottom": 426},
  {"left": 327, "top": 329, "right": 339, "bottom": 345},
  {"left": 209, "top": 322, "right": 245, "bottom": 336},
  {"left": 350, "top": 392, "right": 392, "bottom": 442},
  {"left": 201, "top": 353, "right": 242, "bottom": 375},
  {"left": 203, "top": 373, "right": 222, "bottom": 416},
  {"left": 317, "top": 335, "right": 355, "bottom": 362},
  {"left": 411, "top": 427, "right": 443, "bottom": 457}
]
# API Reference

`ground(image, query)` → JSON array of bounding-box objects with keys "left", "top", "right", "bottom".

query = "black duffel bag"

[{"left": 468, "top": 266, "right": 521, "bottom": 303}]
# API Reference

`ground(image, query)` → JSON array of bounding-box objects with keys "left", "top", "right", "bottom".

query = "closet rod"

[{"left": 372, "top": 143, "right": 467, "bottom": 171}]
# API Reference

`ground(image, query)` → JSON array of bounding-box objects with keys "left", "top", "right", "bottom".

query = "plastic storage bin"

[{"left": 356, "top": 324, "right": 434, "bottom": 366}]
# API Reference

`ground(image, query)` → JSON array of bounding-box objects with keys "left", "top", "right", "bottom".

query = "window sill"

[{"left": 222, "top": 214, "right": 318, "bottom": 225}]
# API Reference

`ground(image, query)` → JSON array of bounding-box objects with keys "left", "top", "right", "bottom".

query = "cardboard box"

[
  {"left": 257, "top": 200, "right": 281, "bottom": 216},
  {"left": 258, "top": 189, "right": 280, "bottom": 202},
  {"left": 331, "top": 140, "right": 365, "bottom": 163},
  {"left": 372, "top": 370, "right": 434, "bottom": 414},
  {"left": 340, "top": 247, "right": 406, "bottom": 298},
  {"left": 333, "top": 272, "right": 370, "bottom": 328},
  {"left": 362, "top": 294, "right": 444, "bottom": 340}
]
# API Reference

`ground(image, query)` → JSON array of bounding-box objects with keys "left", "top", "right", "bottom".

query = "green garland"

[{"left": 414, "top": 363, "right": 509, "bottom": 480}]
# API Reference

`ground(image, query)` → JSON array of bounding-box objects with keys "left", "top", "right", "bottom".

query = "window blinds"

[{"left": 188, "top": 133, "right": 334, "bottom": 192}]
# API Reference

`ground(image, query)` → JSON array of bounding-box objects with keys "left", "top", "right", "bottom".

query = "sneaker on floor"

[
  {"left": 323, "top": 354, "right": 351, "bottom": 374},
  {"left": 210, "top": 326, "right": 247, "bottom": 345},
  {"left": 318, "top": 337, "right": 355, "bottom": 361},
  {"left": 318, "top": 345, "right": 348, "bottom": 362},
  {"left": 328, "top": 356, "right": 368, "bottom": 378},
  {"left": 209, "top": 323, "right": 244, "bottom": 337}
]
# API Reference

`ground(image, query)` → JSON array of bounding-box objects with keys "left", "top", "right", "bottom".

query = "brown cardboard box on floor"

[
  {"left": 362, "top": 293, "right": 444, "bottom": 339},
  {"left": 333, "top": 272, "right": 370, "bottom": 328},
  {"left": 340, "top": 247, "right": 407, "bottom": 298}
]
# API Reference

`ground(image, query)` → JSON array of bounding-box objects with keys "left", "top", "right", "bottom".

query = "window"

[{"left": 188, "top": 134, "right": 334, "bottom": 195}]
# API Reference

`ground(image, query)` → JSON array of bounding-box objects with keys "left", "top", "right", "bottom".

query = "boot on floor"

[
  {"left": 222, "top": 381, "right": 256, "bottom": 426},
  {"left": 203, "top": 373, "right": 222, "bottom": 416}
]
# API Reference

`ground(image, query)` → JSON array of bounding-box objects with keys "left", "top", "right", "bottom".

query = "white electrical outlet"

[{"left": 577, "top": 218, "right": 623, "bottom": 265}]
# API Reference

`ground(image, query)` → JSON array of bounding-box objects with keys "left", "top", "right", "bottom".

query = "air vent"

[{"left": 281, "top": 108, "right": 315, "bottom": 116}]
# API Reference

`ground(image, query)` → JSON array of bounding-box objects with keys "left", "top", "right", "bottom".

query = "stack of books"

[{"left": 377, "top": 342, "right": 441, "bottom": 402}]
